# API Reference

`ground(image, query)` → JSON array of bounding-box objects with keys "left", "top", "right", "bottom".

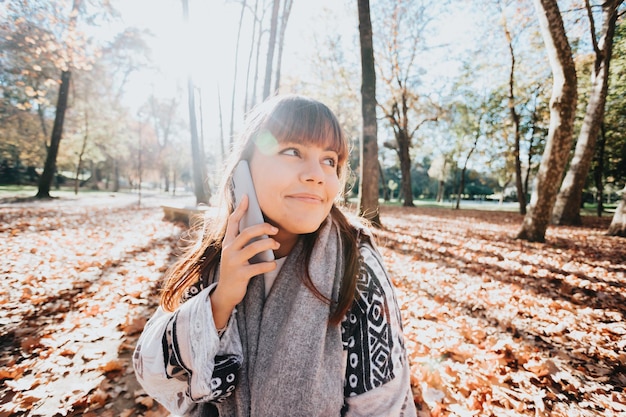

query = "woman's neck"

[{"left": 273, "top": 229, "right": 299, "bottom": 258}]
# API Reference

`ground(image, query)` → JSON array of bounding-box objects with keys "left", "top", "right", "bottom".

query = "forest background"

[
  {"left": 1, "top": 0, "right": 625, "bottom": 230},
  {"left": 1, "top": 0, "right": 626, "bottom": 416}
]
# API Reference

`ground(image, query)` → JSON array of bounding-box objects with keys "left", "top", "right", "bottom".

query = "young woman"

[{"left": 133, "top": 95, "right": 416, "bottom": 417}]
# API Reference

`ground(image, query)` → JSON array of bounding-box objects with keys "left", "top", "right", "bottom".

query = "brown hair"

[{"left": 160, "top": 95, "right": 364, "bottom": 325}]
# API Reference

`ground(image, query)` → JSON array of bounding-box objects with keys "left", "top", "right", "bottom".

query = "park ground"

[{"left": 0, "top": 189, "right": 624, "bottom": 417}]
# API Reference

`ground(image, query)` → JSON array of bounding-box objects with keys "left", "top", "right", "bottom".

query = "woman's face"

[{"left": 248, "top": 136, "right": 341, "bottom": 242}]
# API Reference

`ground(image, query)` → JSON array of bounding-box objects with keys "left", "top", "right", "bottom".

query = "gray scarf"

[{"left": 216, "top": 216, "right": 345, "bottom": 417}]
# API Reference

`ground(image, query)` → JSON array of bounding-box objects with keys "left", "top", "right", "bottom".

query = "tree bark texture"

[
  {"left": 250, "top": 1, "right": 264, "bottom": 110},
  {"left": 35, "top": 0, "right": 82, "bottom": 198},
  {"left": 36, "top": 70, "right": 71, "bottom": 198},
  {"left": 357, "top": 0, "right": 381, "bottom": 226},
  {"left": 397, "top": 134, "right": 414, "bottom": 207},
  {"left": 273, "top": 0, "right": 293, "bottom": 94},
  {"left": 244, "top": 0, "right": 260, "bottom": 113},
  {"left": 502, "top": 10, "right": 527, "bottom": 215},
  {"left": 510, "top": 43, "right": 526, "bottom": 215},
  {"left": 229, "top": 0, "right": 247, "bottom": 142},
  {"left": 607, "top": 186, "right": 626, "bottom": 237},
  {"left": 455, "top": 135, "right": 478, "bottom": 210},
  {"left": 187, "top": 76, "right": 209, "bottom": 205},
  {"left": 262, "top": 0, "right": 280, "bottom": 100},
  {"left": 552, "top": 0, "right": 622, "bottom": 225},
  {"left": 517, "top": 0, "right": 577, "bottom": 242},
  {"left": 182, "top": 0, "right": 209, "bottom": 205}
]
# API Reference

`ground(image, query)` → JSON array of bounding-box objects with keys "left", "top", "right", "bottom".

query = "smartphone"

[{"left": 231, "top": 160, "right": 275, "bottom": 264}]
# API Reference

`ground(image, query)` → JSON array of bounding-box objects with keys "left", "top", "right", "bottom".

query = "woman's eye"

[
  {"left": 323, "top": 157, "right": 337, "bottom": 167},
  {"left": 281, "top": 148, "right": 300, "bottom": 157}
]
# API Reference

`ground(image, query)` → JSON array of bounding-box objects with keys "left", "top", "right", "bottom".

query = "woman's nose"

[{"left": 300, "top": 158, "right": 325, "bottom": 184}]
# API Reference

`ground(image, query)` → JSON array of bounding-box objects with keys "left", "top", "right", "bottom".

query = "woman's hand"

[{"left": 210, "top": 195, "right": 279, "bottom": 329}]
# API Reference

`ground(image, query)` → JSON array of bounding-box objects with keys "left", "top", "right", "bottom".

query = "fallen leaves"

[
  {"left": 378, "top": 205, "right": 626, "bottom": 417},
  {"left": 1, "top": 197, "right": 624, "bottom": 416},
  {"left": 0, "top": 194, "right": 186, "bottom": 416}
]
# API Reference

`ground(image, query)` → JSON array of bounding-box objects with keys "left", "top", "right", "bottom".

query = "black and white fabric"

[{"left": 342, "top": 243, "right": 401, "bottom": 397}]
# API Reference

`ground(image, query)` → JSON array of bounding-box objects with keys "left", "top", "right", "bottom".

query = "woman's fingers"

[
  {"left": 225, "top": 195, "right": 278, "bottom": 260},
  {"left": 237, "top": 231, "right": 279, "bottom": 262},
  {"left": 224, "top": 194, "right": 249, "bottom": 245},
  {"left": 219, "top": 195, "right": 279, "bottom": 305}
]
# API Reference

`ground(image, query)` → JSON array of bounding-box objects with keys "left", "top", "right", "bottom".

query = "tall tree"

[
  {"left": 37, "top": 69, "right": 73, "bottom": 197},
  {"left": 36, "top": 0, "right": 81, "bottom": 198},
  {"left": 428, "top": 155, "right": 452, "bottom": 203},
  {"left": 500, "top": 5, "right": 527, "bottom": 214},
  {"left": 375, "top": 1, "right": 439, "bottom": 207},
  {"left": 229, "top": 0, "right": 247, "bottom": 143},
  {"left": 243, "top": 0, "right": 261, "bottom": 113},
  {"left": 248, "top": 0, "right": 267, "bottom": 110},
  {"left": 357, "top": 0, "right": 381, "bottom": 227},
  {"left": 552, "top": 0, "right": 624, "bottom": 225},
  {"left": 273, "top": 0, "right": 293, "bottom": 93},
  {"left": 182, "top": 0, "right": 209, "bottom": 205},
  {"left": 517, "top": 0, "right": 578, "bottom": 242},
  {"left": 262, "top": 0, "right": 280, "bottom": 100},
  {"left": 448, "top": 100, "right": 485, "bottom": 210},
  {"left": 148, "top": 96, "right": 179, "bottom": 192}
]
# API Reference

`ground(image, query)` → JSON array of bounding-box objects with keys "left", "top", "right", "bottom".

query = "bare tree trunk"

[
  {"left": 524, "top": 123, "right": 537, "bottom": 198},
  {"left": 357, "top": 0, "right": 381, "bottom": 226},
  {"left": 36, "top": 70, "right": 71, "bottom": 199},
  {"left": 187, "top": 80, "right": 209, "bottom": 204},
  {"left": 250, "top": 0, "right": 266, "bottom": 109},
  {"left": 501, "top": 7, "right": 527, "bottom": 215},
  {"left": 517, "top": 0, "right": 577, "bottom": 242},
  {"left": 436, "top": 180, "right": 444, "bottom": 203},
  {"left": 552, "top": 0, "right": 621, "bottom": 225},
  {"left": 499, "top": 176, "right": 512, "bottom": 205},
  {"left": 182, "top": 0, "right": 209, "bottom": 205},
  {"left": 229, "top": 0, "right": 247, "bottom": 141},
  {"left": 262, "top": 0, "right": 280, "bottom": 100},
  {"left": 273, "top": 0, "right": 293, "bottom": 94},
  {"left": 36, "top": 103, "right": 49, "bottom": 147},
  {"left": 397, "top": 135, "right": 414, "bottom": 207},
  {"left": 607, "top": 185, "right": 626, "bottom": 237},
  {"left": 244, "top": 0, "right": 260, "bottom": 113},
  {"left": 455, "top": 135, "right": 478, "bottom": 210},
  {"left": 36, "top": 0, "right": 82, "bottom": 198},
  {"left": 454, "top": 169, "right": 462, "bottom": 210}
]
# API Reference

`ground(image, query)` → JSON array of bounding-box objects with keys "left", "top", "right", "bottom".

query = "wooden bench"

[{"left": 161, "top": 205, "right": 212, "bottom": 225}]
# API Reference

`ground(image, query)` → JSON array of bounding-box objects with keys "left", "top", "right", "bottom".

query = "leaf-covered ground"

[
  {"left": 377, "top": 206, "right": 626, "bottom": 417},
  {"left": 1, "top": 195, "right": 624, "bottom": 416}
]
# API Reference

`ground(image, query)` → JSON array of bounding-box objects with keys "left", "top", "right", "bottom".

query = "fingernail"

[{"left": 270, "top": 226, "right": 278, "bottom": 233}]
